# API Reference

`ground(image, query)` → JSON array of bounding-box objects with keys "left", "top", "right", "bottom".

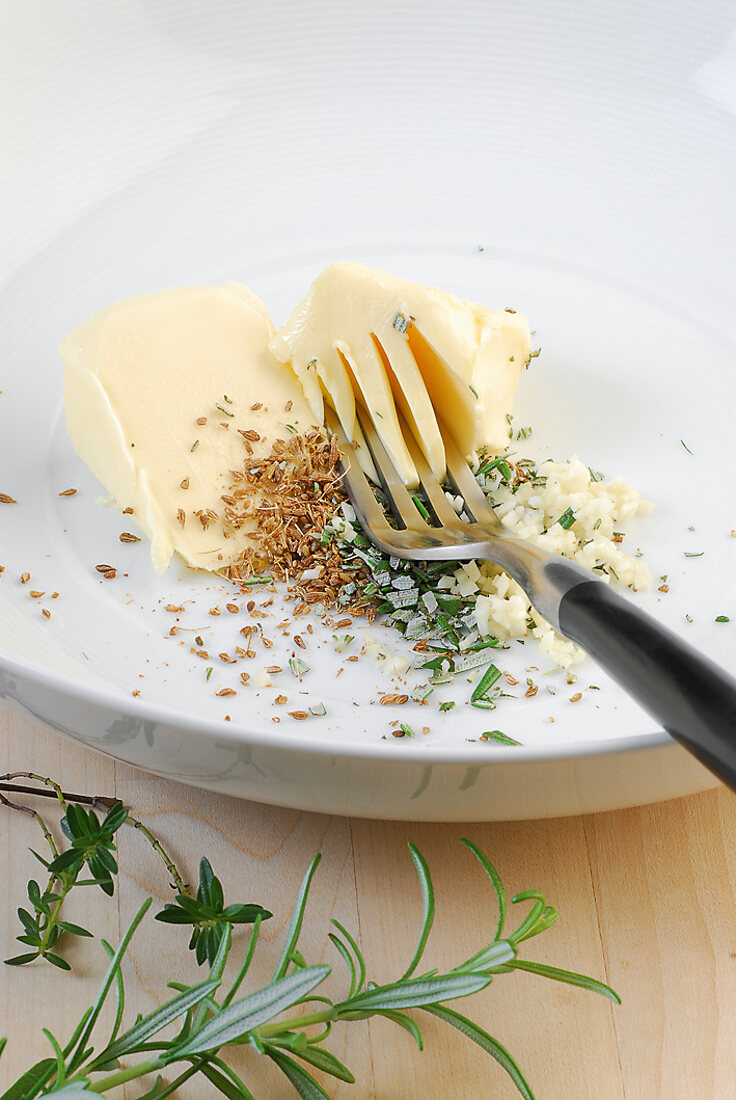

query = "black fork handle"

[{"left": 557, "top": 579, "right": 736, "bottom": 789}]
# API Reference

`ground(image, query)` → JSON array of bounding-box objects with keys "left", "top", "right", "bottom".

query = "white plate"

[{"left": 1, "top": 1, "right": 734, "bottom": 819}]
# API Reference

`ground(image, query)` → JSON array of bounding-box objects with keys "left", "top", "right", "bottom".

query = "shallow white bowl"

[{"left": 1, "top": 1, "right": 734, "bottom": 819}]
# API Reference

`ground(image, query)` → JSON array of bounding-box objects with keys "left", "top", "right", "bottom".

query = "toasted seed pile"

[{"left": 223, "top": 428, "right": 374, "bottom": 616}]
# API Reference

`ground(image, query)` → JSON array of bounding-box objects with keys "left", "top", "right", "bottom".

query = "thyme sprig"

[
  {"left": 0, "top": 774, "right": 257, "bottom": 972},
  {"left": 0, "top": 788, "right": 619, "bottom": 1100}
]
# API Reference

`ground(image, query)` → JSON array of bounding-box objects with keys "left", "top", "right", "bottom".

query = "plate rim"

[{"left": 0, "top": 647, "right": 673, "bottom": 765}]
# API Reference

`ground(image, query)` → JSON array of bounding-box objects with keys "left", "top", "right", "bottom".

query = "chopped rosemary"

[
  {"left": 680, "top": 439, "right": 694, "bottom": 454},
  {"left": 289, "top": 657, "right": 310, "bottom": 677},
  {"left": 215, "top": 403, "right": 234, "bottom": 417},
  {"left": 392, "top": 312, "right": 409, "bottom": 333},
  {"left": 480, "top": 730, "right": 521, "bottom": 745},
  {"left": 412, "top": 494, "right": 431, "bottom": 521},
  {"left": 309, "top": 701, "right": 327, "bottom": 716},
  {"left": 470, "top": 664, "right": 501, "bottom": 705},
  {"left": 439, "top": 701, "right": 456, "bottom": 712},
  {"left": 556, "top": 508, "right": 576, "bottom": 530},
  {"left": 469, "top": 384, "right": 479, "bottom": 399},
  {"left": 190, "top": 440, "right": 200, "bottom": 452},
  {"left": 205, "top": 667, "right": 213, "bottom": 681},
  {"left": 477, "top": 455, "right": 513, "bottom": 481},
  {"left": 715, "top": 615, "right": 730, "bottom": 623}
]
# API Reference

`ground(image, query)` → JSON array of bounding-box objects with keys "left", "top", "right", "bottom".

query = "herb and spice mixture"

[{"left": 59, "top": 263, "right": 651, "bottom": 710}]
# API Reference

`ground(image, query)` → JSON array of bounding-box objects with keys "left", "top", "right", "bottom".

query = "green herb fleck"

[
  {"left": 681, "top": 439, "right": 694, "bottom": 454},
  {"left": 190, "top": 440, "right": 200, "bottom": 452},
  {"left": 556, "top": 508, "right": 576, "bottom": 530},
  {"left": 412, "top": 494, "right": 431, "bottom": 521},
  {"left": 205, "top": 667, "right": 213, "bottom": 681},
  {"left": 715, "top": 615, "right": 730, "bottom": 623},
  {"left": 471, "top": 664, "right": 501, "bottom": 705},
  {"left": 439, "top": 700, "right": 456, "bottom": 712},
  {"left": 480, "top": 730, "right": 521, "bottom": 746},
  {"left": 469, "top": 385, "right": 479, "bottom": 399},
  {"left": 392, "top": 312, "right": 409, "bottom": 333},
  {"left": 289, "top": 657, "right": 310, "bottom": 677}
]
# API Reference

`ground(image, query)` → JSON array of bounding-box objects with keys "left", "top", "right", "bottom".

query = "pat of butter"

[
  {"left": 60, "top": 284, "right": 316, "bottom": 573},
  {"left": 270, "top": 262, "right": 530, "bottom": 487}
]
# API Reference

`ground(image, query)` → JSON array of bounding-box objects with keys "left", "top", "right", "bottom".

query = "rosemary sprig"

[{"left": 0, "top": 793, "right": 619, "bottom": 1100}]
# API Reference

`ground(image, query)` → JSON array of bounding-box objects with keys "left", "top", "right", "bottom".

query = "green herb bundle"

[{"left": 1, "top": 774, "right": 618, "bottom": 1099}]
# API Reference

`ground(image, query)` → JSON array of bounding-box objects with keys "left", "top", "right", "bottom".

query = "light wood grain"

[{"left": 2, "top": 705, "right": 734, "bottom": 1099}]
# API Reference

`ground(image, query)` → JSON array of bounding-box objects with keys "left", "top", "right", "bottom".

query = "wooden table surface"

[{"left": 2, "top": 705, "right": 735, "bottom": 1100}]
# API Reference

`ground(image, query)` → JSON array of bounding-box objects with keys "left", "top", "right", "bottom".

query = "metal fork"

[{"left": 327, "top": 407, "right": 736, "bottom": 791}]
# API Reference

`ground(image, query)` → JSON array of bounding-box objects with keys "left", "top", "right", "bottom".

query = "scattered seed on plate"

[
  {"left": 58, "top": 488, "right": 77, "bottom": 497},
  {"left": 20, "top": 572, "right": 30, "bottom": 584},
  {"left": 95, "top": 565, "right": 116, "bottom": 579},
  {"left": 215, "top": 688, "right": 236, "bottom": 697},
  {"left": 119, "top": 531, "right": 141, "bottom": 543},
  {"left": 289, "top": 710, "right": 309, "bottom": 720}
]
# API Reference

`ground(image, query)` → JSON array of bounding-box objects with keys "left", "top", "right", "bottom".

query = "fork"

[{"left": 326, "top": 407, "right": 736, "bottom": 791}]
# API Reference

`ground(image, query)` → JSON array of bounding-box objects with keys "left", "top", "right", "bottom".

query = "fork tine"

[
  {"left": 356, "top": 408, "right": 428, "bottom": 531},
  {"left": 442, "top": 430, "right": 501, "bottom": 525},
  {"left": 401, "top": 422, "right": 463, "bottom": 526},
  {"left": 325, "top": 409, "right": 395, "bottom": 536}
]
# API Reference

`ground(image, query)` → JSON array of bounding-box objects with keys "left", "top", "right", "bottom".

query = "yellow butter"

[
  {"left": 60, "top": 283, "right": 315, "bottom": 573},
  {"left": 271, "top": 261, "right": 530, "bottom": 486}
]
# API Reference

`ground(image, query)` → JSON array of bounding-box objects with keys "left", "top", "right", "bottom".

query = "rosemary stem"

[
  {"left": 256, "top": 1007, "right": 334, "bottom": 1039},
  {"left": 85, "top": 1055, "right": 164, "bottom": 1092}
]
